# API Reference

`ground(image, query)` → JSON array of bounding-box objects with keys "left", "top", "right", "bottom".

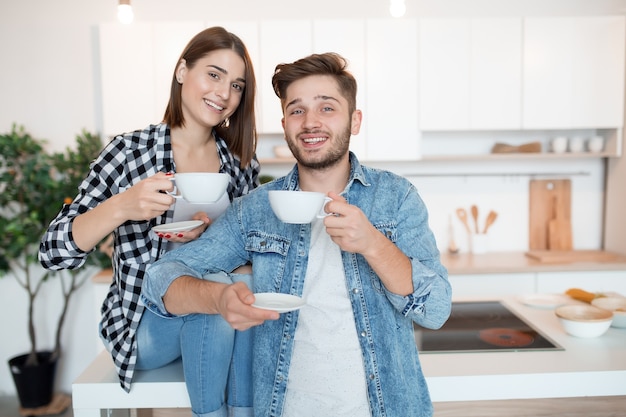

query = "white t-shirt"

[{"left": 282, "top": 218, "right": 370, "bottom": 417}]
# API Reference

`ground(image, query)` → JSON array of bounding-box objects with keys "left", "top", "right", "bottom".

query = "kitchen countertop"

[
  {"left": 90, "top": 268, "right": 624, "bottom": 402},
  {"left": 421, "top": 296, "right": 626, "bottom": 402},
  {"left": 441, "top": 250, "right": 626, "bottom": 275}
]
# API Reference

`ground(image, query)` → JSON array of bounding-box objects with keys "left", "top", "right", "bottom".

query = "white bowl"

[
  {"left": 554, "top": 305, "right": 613, "bottom": 338},
  {"left": 591, "top": 297, "right": 626, "bottom": 328}
]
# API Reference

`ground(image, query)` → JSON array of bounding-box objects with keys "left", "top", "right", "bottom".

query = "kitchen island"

[{"left": 421, "top": 296, "right": 626, "bottom": 402}]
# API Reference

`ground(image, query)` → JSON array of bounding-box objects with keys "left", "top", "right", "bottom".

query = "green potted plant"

[{"left": 0, "top": 124, "right": 111, "bottom": 409}]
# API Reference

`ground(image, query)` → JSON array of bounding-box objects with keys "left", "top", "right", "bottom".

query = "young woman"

[{"left": 39, "top": 27, "right": 258, "bottom": 417}]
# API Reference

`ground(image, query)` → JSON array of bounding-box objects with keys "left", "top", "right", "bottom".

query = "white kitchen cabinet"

[
  {"left": 449, "top": 273, "right": 536, "bottom": 298},
  {"left": 99, "top": 23, "right": 156, "bottom": 136},
  {"left": 536, "top": 270, "right": 626, "bottom": 296},
  {"left": 523, "top": 16, "right": 626, "bottom": 129},
  {"left": 419, "top": 18, "right": 522, "bottom": 131},
  {"left": 259, "top": 20, "right": 313, "bottom": 134},
  {"left": 365, "top": 18, "right": 419, "bottom": 160},
  {"left": 470, "top": 18, "right": 522, "bottom": 130},
  {"left": 313, "top": 19, "right": 368, "bottom": 159},
  {"left": 419, "top": 18, "right": 470, "bottom": 131}
]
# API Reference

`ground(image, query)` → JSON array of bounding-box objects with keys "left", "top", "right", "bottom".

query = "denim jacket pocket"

[
  {"left": 245, "top": 231, "right": 291, "bottom": 291},
  {"left": 245, "top": 231, "right": 290, "bottom": 255}
]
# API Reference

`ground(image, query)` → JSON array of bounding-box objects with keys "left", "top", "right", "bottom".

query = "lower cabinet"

[
  {"left": 449, "top": 270, "right": 626, "bottom": 298},
  {"left": 536, "top": 270, "right": 626, "bottom": 295},
  {"left": 449, "top": 273, "right": 536, "bottom": 298}
]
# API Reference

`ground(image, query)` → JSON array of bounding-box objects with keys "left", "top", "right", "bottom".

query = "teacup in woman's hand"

[
  {"left": 167, "top": 172, "right": 229, "bottom": 203},
  {"left": 268, "top": 190, "right": 332, "bottom": 224}
]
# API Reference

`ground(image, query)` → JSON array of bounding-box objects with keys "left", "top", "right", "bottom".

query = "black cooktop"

[{"left": 415, "top": 301, "right": 562, "bottom": 353}]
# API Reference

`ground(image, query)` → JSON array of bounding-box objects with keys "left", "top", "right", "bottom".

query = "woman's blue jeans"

[{"left": 136, "top": 272, "right": 253, "bottom": 417}]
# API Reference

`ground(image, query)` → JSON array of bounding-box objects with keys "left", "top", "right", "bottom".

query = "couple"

[
  {"left": 144, "top": 50, "right": 452, "bottom": 416},
  {"left": 41, "top": 26, "right": 451, "bottom": 417}
]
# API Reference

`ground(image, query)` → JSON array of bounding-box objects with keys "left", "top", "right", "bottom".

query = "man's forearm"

[
  {"left": 364, "top": 233, "right": 413, "bottom": 296},
  {"left": 162, "top": 275, "right": 227, "bottom": 315}
]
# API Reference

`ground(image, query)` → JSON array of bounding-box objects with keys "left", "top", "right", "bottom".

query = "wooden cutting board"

[
  {"left": 525, "top": 250, "right": 621, "bottom": 264},
  {"left": 529, "top": 179, "right": 572, "bottom": 250}
]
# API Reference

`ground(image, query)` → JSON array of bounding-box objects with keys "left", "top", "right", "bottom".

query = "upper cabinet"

[
  {"left": 99, "top": 16, "right": 625, "bottom": 160},
  {"left": 470, "top": 18, "right": 522, "bottom": 130},
  {"left": 419, "top": 18, "right": 522, "bottom": 131},
  {"left": 523, "top": 16, "right": 626, "bottom": 129},
  {"left": 365, "top": 18, "right": 420, "bottom": 160},
  {"left": 99, "top": 23, "right": 158, "bottom": 136}
]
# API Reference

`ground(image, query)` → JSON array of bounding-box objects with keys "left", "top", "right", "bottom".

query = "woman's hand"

[
  {"left": 72, "top": 172, "right": 176, "bottom": 251},
  {"left": 113, "top": 171, "right": 177, "bottom": 222},
  {"left": 157, "top": 211, "right": 211, "bottom": 243}
]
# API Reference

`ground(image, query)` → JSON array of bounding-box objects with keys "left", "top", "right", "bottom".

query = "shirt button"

[
  {"left": 360, "top": 331, "right": 366, "bottom": 337},
  {"left": 369, "top": 374, "right": 375, "bottom": 380},
  {"left": 352, "top": 288, "right": 359, "bottom": 294}
]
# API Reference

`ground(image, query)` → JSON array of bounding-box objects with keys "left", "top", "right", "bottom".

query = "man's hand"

[
  {"left": 163, "top": 277, "right": 280, "bottom": 329},
  {"left": 217, "top": 282, "right": 280, "bottom": 330},
  {"left": 323, "top": 191, "right": 380, "bottom": 257}
]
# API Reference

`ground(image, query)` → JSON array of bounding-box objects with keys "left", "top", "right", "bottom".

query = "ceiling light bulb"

[
  {"left": 118, "top": 0, "right": 134, "bottom": 24},
  {"left": 389, "top": 0, "right": 406, "bottom": 18}
]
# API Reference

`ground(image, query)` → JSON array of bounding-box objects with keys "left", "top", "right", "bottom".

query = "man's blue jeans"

[{"left": 136, "top": 272, "right": 253, "bottom": 417}]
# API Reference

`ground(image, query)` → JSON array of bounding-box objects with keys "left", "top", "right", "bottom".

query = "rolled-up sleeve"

[
  {"left": 142, "top": 261, "right": 203, "bottom": 316},
  {"left": 384, "top": 257, "right": 451, "bottom": 329}
]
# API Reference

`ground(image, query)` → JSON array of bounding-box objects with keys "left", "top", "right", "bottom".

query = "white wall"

[{"left": 1, "top": 0, "right": 625, "bottom": 397}]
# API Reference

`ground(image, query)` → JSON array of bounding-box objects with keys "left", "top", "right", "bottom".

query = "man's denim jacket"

[{"left": 143, "top": 153, "right": 452, "bottom": 417}]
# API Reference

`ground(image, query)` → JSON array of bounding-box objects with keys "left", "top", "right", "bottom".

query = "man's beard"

[{"left": 286, "top": 126, "right": 351, "bottom": 170}]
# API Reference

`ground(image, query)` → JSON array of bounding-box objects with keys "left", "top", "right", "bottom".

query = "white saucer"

[
  {"left": 252, "top": 293, "right": 306, "bottom": 313},
  {"left": 152, "top": 220, "right": 204, "bottom": 234},
  {"left": 519, "top": 294, "right": 571, "bottom": 309}
]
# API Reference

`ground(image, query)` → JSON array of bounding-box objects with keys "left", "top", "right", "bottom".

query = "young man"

[{"left": 143, "top": 52, "right": 452, "bottom": 417}]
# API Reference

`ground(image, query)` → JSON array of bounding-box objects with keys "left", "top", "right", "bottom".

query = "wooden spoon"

[
  {"left": 470, "top": 205, "right": 479, "bottom": 233},
  {"left": 482, "top": 210, "right": 498, "bottom": 234}
]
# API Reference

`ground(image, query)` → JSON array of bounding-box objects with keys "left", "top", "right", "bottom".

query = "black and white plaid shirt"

[{"left": 39, "top": 123, "right": 260, "bottom": 391}]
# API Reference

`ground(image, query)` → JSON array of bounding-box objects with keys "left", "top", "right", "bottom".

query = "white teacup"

[
  {"left": 268, "top": 190, "right": 332, "bottom": 224},
  {"left": 550, "top": 137, "right": 567, "bottom": 153},
  {"left": 587, "top": 136, "right": 604, "bottom": 153},
  {"left": 569, "top": 137, "right": 584, "bottom": 153},
  {"left": 168, "top": 172, "right": 229, "bottom": 203}
]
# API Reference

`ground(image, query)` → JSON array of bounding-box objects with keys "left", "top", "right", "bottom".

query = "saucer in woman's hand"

[{"left": 152, "top": 220, "right": 204, "bottom": 234}]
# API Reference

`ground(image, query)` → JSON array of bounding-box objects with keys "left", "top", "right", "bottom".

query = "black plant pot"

[{"left": 8, "top": 351, "right": 57, "bottom": 409}]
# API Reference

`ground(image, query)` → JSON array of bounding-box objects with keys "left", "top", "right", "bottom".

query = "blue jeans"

[{"left": 136, "top": 272, "right": 253, "bottom": 417}]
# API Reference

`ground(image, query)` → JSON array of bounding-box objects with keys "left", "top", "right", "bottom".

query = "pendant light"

[
  {"left": 389, "top": 0, "right": 406, "bottom": 18},
  {"left": 118, "top": 0, "right": 134, "bottom": 24}
]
